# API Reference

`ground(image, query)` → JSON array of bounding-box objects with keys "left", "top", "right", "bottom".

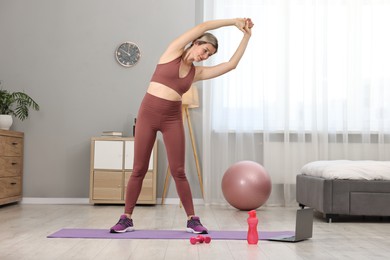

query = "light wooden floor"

[{"left": 0, "top": 203, "right": 389, "bottom": 260}]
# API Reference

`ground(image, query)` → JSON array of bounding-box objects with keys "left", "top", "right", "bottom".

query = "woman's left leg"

[
  {"left": 161, "top": 115, "right": 208, "bottom": 233},
  {"left": 161, "top": 117, "right": 195, "bottom": 217}
]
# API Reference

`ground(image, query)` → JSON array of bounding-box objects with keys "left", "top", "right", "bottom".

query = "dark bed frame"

[{"left": 296, "top": 174, "right": 390, "bottom": 222}]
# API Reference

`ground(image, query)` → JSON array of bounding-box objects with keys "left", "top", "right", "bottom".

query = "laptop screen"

[{"left": 295, "top": 208, "right": 314, "bottom": 240}]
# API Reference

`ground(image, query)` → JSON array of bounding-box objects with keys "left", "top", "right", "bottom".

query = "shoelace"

[
  {"left": 189, "top": 218, "right": 202, "bottom": 227},
  {"left": 118, "top": 218, "right": 132, "bottom": 226}
]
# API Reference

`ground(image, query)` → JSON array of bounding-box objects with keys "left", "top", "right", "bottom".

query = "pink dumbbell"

[
  {"left": 190, "top": 235, "right": 211, "bottom": 245},
  {"left": 203, "top": 236, "right": 211, "bottom": 243}
]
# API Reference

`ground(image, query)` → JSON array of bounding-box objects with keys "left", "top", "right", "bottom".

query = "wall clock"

[{"left": 115, "top": 42, "right": 141, "bottom": 67}]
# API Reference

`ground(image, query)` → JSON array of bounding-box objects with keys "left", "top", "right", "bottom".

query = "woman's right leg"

[
  {"left": 124, "top": 128, "right": 157, "bottom": 215},
  {"left": 110, "top": 94, "right": 159, "bottom": 233},
  {"left": 124, "top": 109, "right": 158, "bottom": 215}
]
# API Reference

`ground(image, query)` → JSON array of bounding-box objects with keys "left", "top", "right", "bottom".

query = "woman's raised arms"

[{"left": 159, "top": 18, "right": 251, "bottom": 63}]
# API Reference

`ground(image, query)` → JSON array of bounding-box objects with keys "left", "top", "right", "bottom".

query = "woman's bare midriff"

[{"left": 147, "top": 82, "right": 182, "bottom": 101}]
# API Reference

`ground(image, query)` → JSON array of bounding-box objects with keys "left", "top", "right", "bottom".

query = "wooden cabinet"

[
  {"left": 89, "top": 136, "right": 157, "bottom": 204},
  {"left": 0, "top": 130, "right": 24, "bottom": 206}
]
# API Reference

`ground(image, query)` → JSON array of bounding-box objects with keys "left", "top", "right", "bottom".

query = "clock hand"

[{"left": 120, "top": 50, "right": 131, "bottom": 56}]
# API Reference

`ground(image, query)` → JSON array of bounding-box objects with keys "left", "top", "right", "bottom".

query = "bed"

[{"left": 296, "top": 160, "right": 390, "bottom": 222}]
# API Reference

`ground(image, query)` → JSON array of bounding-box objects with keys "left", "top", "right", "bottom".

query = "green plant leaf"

[{"left": 0, "top": 89, "right": 40, "bottom": 121}]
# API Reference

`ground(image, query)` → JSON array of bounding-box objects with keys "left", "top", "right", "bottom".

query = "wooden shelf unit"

[{"left": 89, "top": 136, "right": 157, "bottom": 204}]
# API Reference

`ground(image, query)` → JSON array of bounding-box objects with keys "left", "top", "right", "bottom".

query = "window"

[{"left": 204, "top": 0, "right": 390, "bottom": 132}]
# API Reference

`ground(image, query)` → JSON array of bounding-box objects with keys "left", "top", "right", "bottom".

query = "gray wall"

[{"left": 0, "top": 0, "right": 204, "bottom": 200}]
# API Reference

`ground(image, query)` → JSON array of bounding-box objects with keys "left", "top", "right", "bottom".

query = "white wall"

[{"left": 0, "top": 0, "right": 204, "bottom": 200}]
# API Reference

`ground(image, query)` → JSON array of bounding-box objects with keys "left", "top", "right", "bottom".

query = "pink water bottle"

[{"left": 247, "top": 210, "right": 259, "bottom": 245}]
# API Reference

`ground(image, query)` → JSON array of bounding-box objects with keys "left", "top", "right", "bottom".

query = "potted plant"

[{"left": 0, "top": 89, "right": 40, "bottom": 130}]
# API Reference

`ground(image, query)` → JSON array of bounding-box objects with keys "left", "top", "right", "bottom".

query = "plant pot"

[{"left": 0, "top": 115, "right": 13, "bottom": 130}]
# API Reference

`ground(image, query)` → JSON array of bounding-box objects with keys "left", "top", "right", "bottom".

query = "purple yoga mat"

[{"left": 47, "top": 229, "right": 294, "bottom": 240}]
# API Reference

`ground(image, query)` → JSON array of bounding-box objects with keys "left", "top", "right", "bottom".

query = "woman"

[{"left": 110, "top": 18, "right": 254, "bottom": 234}]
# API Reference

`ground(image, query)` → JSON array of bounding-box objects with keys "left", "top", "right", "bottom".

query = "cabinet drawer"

[
  {"left": 93, "top": 171, "right": 122, "bottom": 200},
  {"left": 0, "top": 136, "right": 23, "bottom": 156},
  {"left": 125, "top": 171, "right": 154, "bottom": 201},
  {"left": 0, "top": 157, "right": 22, "bottom": 177},
  {"left": 0, "top": 177, "right": 22, "bottom": 198}
]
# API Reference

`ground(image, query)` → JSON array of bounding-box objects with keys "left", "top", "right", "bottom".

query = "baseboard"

[
  {"left": 21, "top": 197, "right": 205, "bottom": 205},
  {"left": 157, "top": 198, "right": 205, "bottom": 205},
  {"left": 22, "top": 197, "right": 90, "bottom": 204}
]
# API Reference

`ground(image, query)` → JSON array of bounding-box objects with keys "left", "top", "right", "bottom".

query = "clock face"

[{"left": 115, "top": 42, "right": 141, "bottom": 67}]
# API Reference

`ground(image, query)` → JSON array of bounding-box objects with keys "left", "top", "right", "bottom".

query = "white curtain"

[{"left": 202, "top": 0, "right": 390, "bottom": 206}]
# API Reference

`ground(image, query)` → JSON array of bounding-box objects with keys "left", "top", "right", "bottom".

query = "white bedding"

[{"left": 301, "top": 160, "right": 390, "bottom": 180}]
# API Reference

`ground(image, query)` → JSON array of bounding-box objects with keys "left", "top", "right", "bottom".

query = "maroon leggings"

[{"left": 125, "top": 93, "right": 195, "bottom": 216}]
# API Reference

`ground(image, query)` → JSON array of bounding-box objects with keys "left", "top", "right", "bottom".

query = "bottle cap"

[{"left": 248, "top": 210, "right": 257, "bottom": 218}]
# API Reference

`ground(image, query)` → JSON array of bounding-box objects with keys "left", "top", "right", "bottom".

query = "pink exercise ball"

[{"left": 221, "top": 161, "right": 272, "bottom": 210}]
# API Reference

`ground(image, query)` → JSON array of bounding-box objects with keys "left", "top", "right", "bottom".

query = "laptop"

[{"left": 267, "top": 208, "right": 314, "bottom": 242}]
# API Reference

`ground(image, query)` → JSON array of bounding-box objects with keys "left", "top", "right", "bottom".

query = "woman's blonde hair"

[{"left": 191, "top": 32, "right": 219, "bottom": 54}]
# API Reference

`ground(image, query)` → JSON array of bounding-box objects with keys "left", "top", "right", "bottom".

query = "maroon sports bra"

[{"left": 150, "top": 57, "right": 195, "bottom": 96}]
